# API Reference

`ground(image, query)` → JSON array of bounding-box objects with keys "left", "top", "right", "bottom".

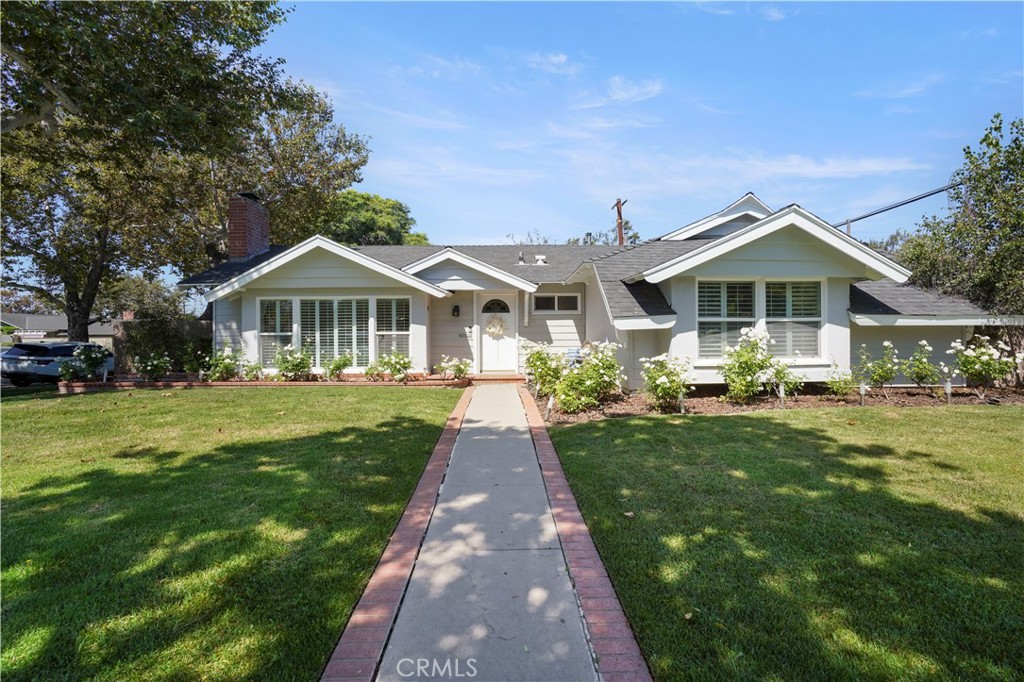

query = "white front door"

[{"left": 479, "top": 295, "right": 517, "bottom": 372}]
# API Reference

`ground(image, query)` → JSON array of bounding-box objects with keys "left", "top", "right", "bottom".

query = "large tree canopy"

[
  {"left": 149, "top": 84, "right": 371, "bottom": 275},
  {"left": 312, "top": 190, "right": 427, "bottom": 246},
  {"left": 897, "top": 114, "right": 1024, "bottom": 316},
  {"left": 1, "top": 1, "right": 290, "bottom": 155}
]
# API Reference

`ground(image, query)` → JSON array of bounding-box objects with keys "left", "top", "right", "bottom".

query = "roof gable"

[
  {"left": 659, "top": 193, "right": 773, "bottom": 241},
  {"left": 638, "top": 205, "right": 911, "bottom": 284},
  {"left": 203, "top": 236, "right": 451, "bottom": 301},
  {"left": 403, "top": 248, "right": 538, "bottom": 292}
]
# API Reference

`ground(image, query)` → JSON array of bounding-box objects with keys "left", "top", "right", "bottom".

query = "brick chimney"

[{"left": 228, "top": 193, "right": 270, "bottom": 262}]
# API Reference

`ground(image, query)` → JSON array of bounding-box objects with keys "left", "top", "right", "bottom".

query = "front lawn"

[
  {"left": 551, "top": 406, "right": 1024, "bottom": 681},
  {"left": 1, "top": 386, "right": 461, "bottom": 681}
]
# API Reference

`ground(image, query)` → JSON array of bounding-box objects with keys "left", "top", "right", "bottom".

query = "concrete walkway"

[{"left": 376, "top": 384, "right": 597, "bottom": 682}]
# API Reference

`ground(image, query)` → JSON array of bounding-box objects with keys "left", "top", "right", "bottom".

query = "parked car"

[{"left": 1, "top": 342, "right": 113, "bottom": 386}]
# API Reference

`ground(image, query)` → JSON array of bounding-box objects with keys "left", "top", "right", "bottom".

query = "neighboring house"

[
  {"left": 178, "top": 193, "right": 1022, "bottom": 386},
  {"left": 0, "top": 313, "right": 118, "bottom": 349}
]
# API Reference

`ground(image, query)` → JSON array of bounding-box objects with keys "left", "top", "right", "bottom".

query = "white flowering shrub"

[
  {"left": 719, "top": 328, "right": 803, "bottom": 402},
  {"left": 136, "top": 352, "right": 172, "bottom": 381},
  {"left": 59, "top": 345, "right": 112, "bottom": 381},
  {"left": 273, "top": 345, "right": 313, "bottom": 381},
  {"left": 902, "top": 340, "right": 941, "bottom": 388},
  {"left": 555, "top": 342, "right": 625, "bottom": 413},
  {"left": 325, "top": 353, "right": 354, "bottom": 381},
  {"left": 241, "top": 362, "right": 263, "bottom": 381},
  {"left": 947, "top": 336, "right": 1023, "bottom": 398},
  {"left": 434, "top": 355, "right": 472, "bottom": 380},
  {"left": 182, "top": 340, "right": 212, "bottom": 376},
  {"left": 824, "top": 363, "right": 857, "bottom": 397},
  {"left": 366, "top": 353, "right": 413, "bottom": 381},
  {"left": 854, "top": 341, "right": 900, "bottom": 398},
  {"left": 206, "top": 345, "right": 245, "bottom": 381},
  {"left": 524, "top": 343, "right": 568, "bottom": 397},
  {"left": 640, "top": 354, "right": 693, "bottom": 412}
]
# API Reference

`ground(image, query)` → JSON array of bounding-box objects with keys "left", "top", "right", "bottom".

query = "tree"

[
  {"left": 313, "top": 190, "right": 427, "bottom": 246},
  {"left": 0, "top": 289, "right": 60, "bottom": 314},
  {"left": 146, "top": 84, "right": 370, "bottom": 275},
  {"left": 1, "top": 124, "right": 163, "bottom": 340},
  {"left": 1, "top": 1, "right": 291, "bottom": 156},
  {"left": 897, "top": 114, "right": 1023, "bottom": 316}
]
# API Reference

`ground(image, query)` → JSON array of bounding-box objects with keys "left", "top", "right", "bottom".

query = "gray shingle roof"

[
  {"left": 850, "top": 280, "right": 987, "bottom": 316},
  {"left": 177, "top": 246, "right": 289, "bottom": 286}
]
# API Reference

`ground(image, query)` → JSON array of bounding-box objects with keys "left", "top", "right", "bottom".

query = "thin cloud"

[
  {"left": 526, "top": 52, "right": 582, "bottom": 76},
  {"left": 760, "top": 6, "right": 790, "bottom": 21},
  {"left": 574, "top": 75, "right": 664, "bottom": 109},
  {"left": 363, "top": 104, "right": 465, "bottom": 130},
  {"left": 983, "top": 69, "right": 1024, "bottom": 85},
  {"left": 690, "top": 3, "right": 735, "bottom": 16},
  {"left": 855, "top": 74, "right": 943, "bottom": 99}
]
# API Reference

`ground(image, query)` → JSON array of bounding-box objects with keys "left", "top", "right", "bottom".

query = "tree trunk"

[{"left": 65, "top": 303, "right": 91, "bottom": 341}]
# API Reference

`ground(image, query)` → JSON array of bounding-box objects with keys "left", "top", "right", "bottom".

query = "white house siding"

[
  {"left": 850, "top": 324, "right": 969, "bottom": 386},
  {"left": 583, "top": 273, "right": 616, "bottom": 344},
  {"left": 518, "top": 283, "right": 586, "bottom": 371},
  {"left": 212, "top": 297, "right": 243, "bottom": 350},
  {"left": 250, "top": 249, "right": 411, "bottom": 289},
  {"left": 429, "top": 290, "right": 476, "bottom": 371},
  {"left": 625, "top": 329, "right": 671, "bottom": 390}
]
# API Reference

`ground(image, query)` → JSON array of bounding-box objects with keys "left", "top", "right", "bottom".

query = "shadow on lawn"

[
  {"left": 1, "top": 415, "right": 444, "bottom": 681},
  {"left": 554, "top": 413, "right": 1024, "bottom": 682}
]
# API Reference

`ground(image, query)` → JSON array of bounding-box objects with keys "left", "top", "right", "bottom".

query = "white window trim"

[
  {"left": 693, "top": 277, "right": 827, "bottom": 366},
  {"left": 256, "top": 295, "right": 411, "bottom": 370},
  {"left": 532, "top": 293, "right": 582, "bottom": 315}
]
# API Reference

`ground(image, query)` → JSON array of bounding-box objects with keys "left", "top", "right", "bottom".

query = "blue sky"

[{"left": 261, "top": 2, "right": 1023, "bottom": 245}]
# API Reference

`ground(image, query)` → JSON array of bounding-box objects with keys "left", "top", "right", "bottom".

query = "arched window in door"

[{"left": 481, "top": 299, "right": 511, "bottom": 313}]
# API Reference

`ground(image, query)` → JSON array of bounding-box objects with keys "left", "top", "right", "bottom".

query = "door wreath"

[{"left": 485, "top": 315, "right": 506, "bottom": 338}]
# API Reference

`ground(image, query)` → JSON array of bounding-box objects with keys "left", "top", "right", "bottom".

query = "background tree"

[
  {"left": 896, "top": 114, "right": 1023, "bottom": 316},
  {"left": 313, "top": 190, "right": 427, "bottom": 246},
  {"left": 1, "top": 1, "right": 291, "bottom": 156},
  {"left": 148, "top": 84, "right": 370, "bottom": 275},
  {"left": 1, "top": 289, "right": 60, "bottom": 315},
  {"left": 566, "top": 219, "right": 642, "bottom": 245}
]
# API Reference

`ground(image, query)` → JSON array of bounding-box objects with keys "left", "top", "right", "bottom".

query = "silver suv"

[{"left": 1, "top": 342, "right": 114, "bottom": 386}]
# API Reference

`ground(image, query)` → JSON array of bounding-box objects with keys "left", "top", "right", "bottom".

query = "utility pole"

[{"left": 612, "top": 197, "right": 628, "bottom": 246}]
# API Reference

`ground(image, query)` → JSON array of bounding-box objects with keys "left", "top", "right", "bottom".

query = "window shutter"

[
  {"left": 790, "top": 282, "right": 821, "bottom": 317},
  {"left": 698, "top": 282, "right": 722, "bottom": 317},
  {"left": 355, "top": 299, "right": 370, "bottom": 366},
  {"left": 726, "top": 283, "right": 754, "bottom": 317},
  {"left": 765, "top": 283, "right": 788, "bottom": 318}
]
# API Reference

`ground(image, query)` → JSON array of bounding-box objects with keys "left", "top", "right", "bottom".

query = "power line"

[{"left": 832, "top": 181, "right": 962, "bottom": 232}]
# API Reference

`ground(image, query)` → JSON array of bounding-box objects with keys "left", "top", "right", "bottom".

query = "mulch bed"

[{"left": 533, "top": 385, "right": 1024, "bottom": 423}]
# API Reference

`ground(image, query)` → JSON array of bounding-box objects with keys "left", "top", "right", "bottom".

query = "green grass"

[
  {"left": 551, "top": 406, "right": 1024, "bottom": 682},
  {"left": 1, "top": 386, "right": 462, "bottom": 681}
]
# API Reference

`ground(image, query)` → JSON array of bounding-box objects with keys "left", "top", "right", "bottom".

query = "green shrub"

[
  {"left": 325, "top": 354, "right": 354, "bottom": 381},
  {"left": 640, "top": 354, "right": 693, "bottom": 412},
  {"left": 364, "top": 358, "right": 386, "bottom": 381},
  {"left": 434, "top": 355, "right": 472, "bottom": 380},
  {"left": 524, "top": 343, "right": 567, "bottom": 397},
  {"left": 824, "top": 363, "right": 857, "bottom": 397},
  {"left": 241, "top": 362, "right": 263, "bottom": 381},
  {"left": 378, "top": 353, "right": 414, "bottom": 382},
  {"left": 854, "top": 342, "right": 900, "bottom": 398},
  {"left": 273, "top": 345, "right": 313, "bottom": 381},
  {"left": 182, "top": 341, "right": 212, "bottom": 375},
  {"left": 718, "top": 328, "right": 805, "bottom": 403},
  {"left": 555, "top": 342, "right": 624, "bottom": 414},
  {"left": 903, "top": 340, "right": 941, "bottom": 389},
  {"left": 947, "top": 336, "right": 1023, "bottom": 399}
]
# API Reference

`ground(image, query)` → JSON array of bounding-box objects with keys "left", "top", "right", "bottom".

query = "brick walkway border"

[
  {"left": 517, "top": 385, "right": 653, "bottom": 682},
  {"left": 320, "top": 387, "right": 474, "bottom": 682}
]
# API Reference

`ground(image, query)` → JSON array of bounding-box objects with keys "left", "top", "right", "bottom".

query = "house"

[
  {"left": 1, "top": 312, "right": 119, "bottom": 349},
  {"left": 178, "top": 193, "right": 1022, "bottom": 386}
]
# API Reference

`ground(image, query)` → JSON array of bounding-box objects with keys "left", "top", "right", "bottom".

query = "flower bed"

[
  {"left": 58, "top": 374, "right": 471, "bottom": 394},
  {"left": 534, "top": 385, "right": 1024, "bottom": 423}
]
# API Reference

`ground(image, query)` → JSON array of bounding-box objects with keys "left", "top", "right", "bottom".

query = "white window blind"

[
  {"left": 259, "top": 299, "right": 293, "bottom": 366},
  {"left": 376, "top": 298, "right": 411, "bottom": 357},
  {"left": 765, "top": 282, "right": 821, "bottom": 357},
  {"left": 300, "top": 300, "right": 340, "bottom": 367},
  {"left": 337, "top": 299, "right": 370, "bottom": 366},
  {"left": 697, "top": 282, "right": 755, "bottom": 358}
]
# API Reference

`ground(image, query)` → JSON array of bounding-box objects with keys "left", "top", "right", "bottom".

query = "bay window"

[{"left": 696, "top": 280, "right": 823, "bottom": 359}]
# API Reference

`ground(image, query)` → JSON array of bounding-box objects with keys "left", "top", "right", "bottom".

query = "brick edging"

[
  {"left": 58, "top": 379, "right": 469, "bottom": 394},
  {"left": 517, "top": 385, "right": 653, "bottom": 682},
  {"left": 320, "top": 387, "right": 475, "bottom": 682}
]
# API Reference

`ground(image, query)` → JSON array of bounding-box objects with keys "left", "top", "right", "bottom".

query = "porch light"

[{"left": 452, "top": 305, "right": 460, "bottom": 317}]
